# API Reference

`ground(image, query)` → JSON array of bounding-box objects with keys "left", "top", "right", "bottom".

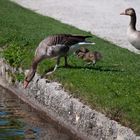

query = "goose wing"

[{"left": 45, "top": 34, "right": 91, "bottom": 46}]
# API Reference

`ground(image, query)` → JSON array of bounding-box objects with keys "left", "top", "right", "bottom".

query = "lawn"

[{"left": 0, "top": 0, "right": 140, "bottom": 134}]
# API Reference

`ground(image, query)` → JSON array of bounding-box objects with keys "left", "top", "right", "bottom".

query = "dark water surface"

[{"left": 0, "top": 86, "right": 80, "bottom": 140}]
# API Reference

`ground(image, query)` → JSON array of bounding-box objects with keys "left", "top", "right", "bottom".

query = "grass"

[{"left": 0, "top": 0, "right": 140, "bottom": 134}]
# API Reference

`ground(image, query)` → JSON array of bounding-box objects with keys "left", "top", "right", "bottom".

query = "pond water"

[{"left": 0, "top": 86, "right": 80, "bottom": 140}]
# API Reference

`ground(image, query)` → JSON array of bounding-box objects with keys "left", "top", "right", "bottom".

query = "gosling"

[{"left": 75, "top": 47, "right": 102, "bottom": 65}]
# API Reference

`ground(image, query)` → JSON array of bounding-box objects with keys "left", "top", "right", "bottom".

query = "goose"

[
  {"left": 24, "top": 34, "right": 95, "bottom": 88},
  {"left": 120, "top": 8, "right": 140, "bottom": 50}
]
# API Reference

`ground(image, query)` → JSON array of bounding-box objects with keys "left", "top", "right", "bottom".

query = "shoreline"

[
  {"left": 0, "top": 80, "right": 83, "bottom": 140},
  {"left": 0, "top": 59, "right": 137, "bottom": 140}
]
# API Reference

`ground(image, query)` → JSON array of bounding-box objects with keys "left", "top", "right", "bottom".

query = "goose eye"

[{"left": 128, "top": 10, "right": 133, "bottom": 15}]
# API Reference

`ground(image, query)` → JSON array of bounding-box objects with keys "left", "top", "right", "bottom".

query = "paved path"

[{"left": 11, "top": 0, "right": 140, "bottom": 53}]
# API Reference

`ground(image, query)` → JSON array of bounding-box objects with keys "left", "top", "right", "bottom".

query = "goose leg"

[
  {"left": 64, "top": 56, "right": 71, "bottom": 67},
  {"left": 53, "top": 56, "right": 60, "bottom": 72},
  {"left": 46, "top": 56, "right": 61, "bottom": 76}
]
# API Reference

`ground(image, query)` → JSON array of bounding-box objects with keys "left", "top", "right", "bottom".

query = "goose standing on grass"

[
  {"left": 24, "top": 34, "right": 95, "bottom": 88},
  {"left": 120, "top": 8, "right": 140, "bottom": 50}
]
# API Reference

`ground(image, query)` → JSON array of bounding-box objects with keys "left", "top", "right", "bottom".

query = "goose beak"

[
  {"left": 120, "top": 12, "right": 126, "bottom": 15},
  {"left": 23, "top": 80, "right": 29, "bottom": 88}
]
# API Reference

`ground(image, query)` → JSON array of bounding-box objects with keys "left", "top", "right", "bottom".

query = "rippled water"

[{"left": 0, "top": 86, "right": 79, "bottom": 140}]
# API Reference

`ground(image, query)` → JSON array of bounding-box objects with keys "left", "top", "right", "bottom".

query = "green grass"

[{"left": 0, "top": 0, "right": 140, "bottom": 134}]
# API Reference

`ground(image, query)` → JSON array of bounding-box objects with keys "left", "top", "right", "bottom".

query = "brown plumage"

[
  {"left": 75, "top": 47, "right": 102, "bottom": 64},
  {"left": 24, "top": 34, "right": 94, "bottom": 88},
  {"left": 46, "top": 34, "right": 91, "bottom": 46}
]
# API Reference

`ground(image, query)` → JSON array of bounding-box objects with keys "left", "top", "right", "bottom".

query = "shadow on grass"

[
  {"left": 61, "top": 64, "right": 124, "bottom": 72},
  {"left": 41, "top": 64, "right": 124, "bottom": 78}
]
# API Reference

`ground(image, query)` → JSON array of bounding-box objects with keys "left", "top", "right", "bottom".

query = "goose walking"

[
  {"left": 120, "top": 8, "right": 140, "bottom": 50},
  {"left": 24, "top": 34, "right": 95, "bottom": 88}
]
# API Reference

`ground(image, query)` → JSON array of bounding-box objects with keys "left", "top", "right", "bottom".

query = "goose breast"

[{"left": 127, "top": 27, "right": 140, "bottom": 50}]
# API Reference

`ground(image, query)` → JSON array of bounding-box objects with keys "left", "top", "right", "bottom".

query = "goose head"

[
  {"left": 120, "top": 8, "right": 137, "bottom": 29},
  {"left": 24, "top": 69, "right": 36, "bottom": 88},
  {"left": 120, "top": 8, "right": 140, "bottom": 50},
  {"left": 120, "top": 8, "right": 136, "bottom": 17}
]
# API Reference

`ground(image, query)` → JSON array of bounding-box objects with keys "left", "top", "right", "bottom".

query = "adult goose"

[
  {"left": 120, "top": 8, "right": 140, "bottom": 50},
  {"left": 24, "top": 34, "right": 95, "bottom": 88}
]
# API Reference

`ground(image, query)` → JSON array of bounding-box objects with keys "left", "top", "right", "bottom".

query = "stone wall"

[{"left": 0, "top": 59, "right": 137, "bottom": 140}]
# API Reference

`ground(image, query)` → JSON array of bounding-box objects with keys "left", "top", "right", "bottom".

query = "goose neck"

[{"left": 130, "top": 14, "right": 136, "bottom": 30}]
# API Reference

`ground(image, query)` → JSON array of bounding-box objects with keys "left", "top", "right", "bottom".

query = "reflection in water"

[{"left": 0, "top": 86, "right": 79, "bottom": 140}]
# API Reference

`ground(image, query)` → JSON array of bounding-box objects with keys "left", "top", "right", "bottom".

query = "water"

[{"left": 0, "top": 86, "right": 80, "bottom": 140}]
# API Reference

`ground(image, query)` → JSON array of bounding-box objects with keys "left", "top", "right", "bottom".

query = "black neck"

[{"left": 130, "top": 14, "right": 136, "bottom": 30}]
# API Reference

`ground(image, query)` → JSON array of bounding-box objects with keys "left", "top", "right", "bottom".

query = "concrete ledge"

[{"left": 0, "top": 59, "right": 137, "bottom": 140}]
